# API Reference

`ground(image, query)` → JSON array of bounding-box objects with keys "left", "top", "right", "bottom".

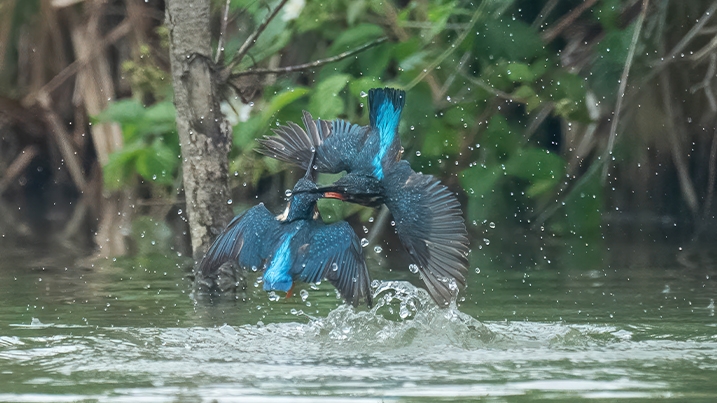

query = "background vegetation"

[{"left": 1, "top": 0, "right": 715, "bottom": 271}]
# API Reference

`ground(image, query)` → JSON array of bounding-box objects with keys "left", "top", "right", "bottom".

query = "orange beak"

[
  {"left": 286, "top": 284, "right": 294, "bottom": 299},
  {"left": 324, "top": 191, "right": 346, "bottom": 200}
]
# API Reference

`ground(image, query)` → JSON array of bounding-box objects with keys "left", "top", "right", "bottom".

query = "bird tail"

[{"left": 369, "top": 87, "right": 405, "bottom": 131}]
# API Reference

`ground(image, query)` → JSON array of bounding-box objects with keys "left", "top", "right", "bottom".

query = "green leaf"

[
  {"left": 328, "top": 23, "right": 384, "bottom": 55},
  {"left": 473, "top": 18, "right": 545, "bottom": 62},
  {"left": 482, "top": 115, "right": 519, "bottom": 162},
  {"left": 505, "top": 62, "right": 535, "bottom": 83},
  {"left": 95, "top": 99, "right": 145, "bottom": 125},
  {"left": 135, "top": 142, "right": 177, "bottom": 185},
  {"left": 309, "top": 74, "right": 351, "bottom": 119},
  {"left": 261, "top": 87, "right": 311, "bottom": 124},
  {"left": 504, "top": 148, "right": 565, "bottom": 183},
  {"left": 103, "top": 143, "right": 144, "bottom": 190}
]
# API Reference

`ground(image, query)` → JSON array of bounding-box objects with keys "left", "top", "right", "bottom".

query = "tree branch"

[
  {"left": 229, "top": 37, "right": 388, "bottom": 78},
  {"left": 601, "top": 0, "right": 649, "bottom": 184},
  {"left": 221, "top": 0, "right": 290, "bottom": 79}
]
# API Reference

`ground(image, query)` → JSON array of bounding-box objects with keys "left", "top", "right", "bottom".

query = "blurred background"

[{"left": 0, "top": 0, "right": 715, "bottom": 272}]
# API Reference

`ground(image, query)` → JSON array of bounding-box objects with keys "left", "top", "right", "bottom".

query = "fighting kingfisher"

[
  {"left": 257, "top": 88, "right": 469, "bottom": 306},
  {"left": 196, "top": 152, "right": 373, "bottom": 307}
]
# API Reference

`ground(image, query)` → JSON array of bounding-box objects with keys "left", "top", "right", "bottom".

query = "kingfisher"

[
  {"left": 196, "top": 152, "right": 373, "bottom": 307},
  {"left": 257, "top": 88, "right": 469, "bottom": 306}
]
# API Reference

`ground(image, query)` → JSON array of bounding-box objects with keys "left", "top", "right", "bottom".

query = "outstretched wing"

[
  {"left": 290, "top": 221, "right": 372, "bottom": 307},
  {"left": 256, "top": 110, "right": 367, "bottom": 173},
  {"left": 384, "top": 161, "right": 469, "bottom": 306},
  {"left": 198, "top": 203, "right": 280, "bottom": 277}
]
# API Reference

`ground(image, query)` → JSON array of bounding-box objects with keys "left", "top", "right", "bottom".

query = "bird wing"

[
  {"left": 256, "top": 110, "right": 367, "bottom": 173},
  {"left": 383, "top": 161, "right": 470, "bottom": 306},
  {"left": 290, "top": 221, "right": 372, "bottom": 307},
  {"left": 198, "top": 203, "right": 280, "bottom": 277}
]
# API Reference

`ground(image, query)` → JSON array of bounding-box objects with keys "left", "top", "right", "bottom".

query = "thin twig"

[
  {"left": 229, "top": 37, "right": 388, "bottom": 78},
  {"left": 601, "top": 0, "right": 649, "bottom": 183},
  {"left": 541, "top": 0, "right": 599, "bottom": 42},
  {"left": 25, "top": 18, "right": 132, "bottom": 103},
  {"left": 222, "top": 0, "right": 290, "bottom": 79},
  {"left": 689, "top": 52, "right": 717, "bottom": 112},
  {"left": 703, "top": 123, "right": 717, "bottom": 222},
  {"left": 404, "top": 6, "right": 483, "bottom": 92},
  {"left": 215, "top": 0, "right": 232, "bottom": 64},
  {"left": 644, "top": 0, "right": 717, "bottom": 83},
  {"left": 0, "top": 145, "right": 38, "bottom": 194},
  {"left": 659, "top": 69, "right": 699, "bottom": 216},
  {"left": 532, "top": 0, "right": 559, "bottom": 29}
]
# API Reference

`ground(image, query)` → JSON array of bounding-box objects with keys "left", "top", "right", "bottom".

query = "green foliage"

[{"left": 96, "top": 100, "right": 180, "bottom": 190}]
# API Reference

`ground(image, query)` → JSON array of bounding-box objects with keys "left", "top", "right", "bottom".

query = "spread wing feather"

[
  {"left": 198, "top": 204, "right": 280, "bottom": 278},
  {"left": 384, "top": 161, "right": 469, "bottom": 306},
  {"left": 290, "top": 221, "right": 372, "bottom": 307}
]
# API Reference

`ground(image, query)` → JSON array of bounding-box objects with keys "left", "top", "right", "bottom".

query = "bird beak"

[{"left": 323, "top": 191, "right": 346, "bottom": 200}]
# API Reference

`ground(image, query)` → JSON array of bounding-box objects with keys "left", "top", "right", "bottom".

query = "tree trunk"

[{"left": 166, "top": 0, "right": 233, "bottom": 262}]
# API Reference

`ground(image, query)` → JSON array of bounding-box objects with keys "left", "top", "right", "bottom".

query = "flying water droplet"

[
  {"left": 475, "top": 267, "right": 481, "bottom": 274},
  {"left": 368, "top": 216, "right": 374, "bottom": 223},
  {"left": 285, "top": 189, "right": 292, "bottom": 197},
  {"left": 408, "top": 264, "right": 419, "bottom": 274},
  {"left": 300, "top": 289, "right": 309, "bottom": 301},
  {"left": 373, "top": 246, "right": 383, "bottom": 254},
  {"left": 267, "top": 291, "right": 280, "bottom": 301},
  {"left": 415, "top": 151, "right": 421, "bottom": 156},
  {"left": 331, "top": 262, "right": 339, "bottom": 271},
  {"left": 227, "top": 199, "right": 233, "bottom": 205},
  {"left": 360, "top": 238, "right": 369, "bottom": 247},
  {"left": 489, "top": 222, "right": 496, "bottom": 229},
  {"left": 360, "top": 91, "right": 368, "bottom": 98}
]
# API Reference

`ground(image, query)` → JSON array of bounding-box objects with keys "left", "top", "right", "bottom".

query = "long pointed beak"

[{"left": 323, "top": 191, "right": 346, "bottom": 200}]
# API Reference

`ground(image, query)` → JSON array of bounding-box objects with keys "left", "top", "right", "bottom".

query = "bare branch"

[
  {"left": 601, "top": 0, "right": 649, "bottom": 184},
  {"left": 229, "top": 37, "right": 388, "bottom": 78},
  {"left": 215, "top": 0, "right": 232, "bottom": 64},
  {"left": 24, "top": 18, "right": 132, "bottom": 104},
  {"left": 222, "top": 0, "right": 290, "bottom": 78},
  {"left": 541, "top": 0, "right": 599, "bottom": 43},
  {"left": 644, "top": 0, "right": 717, "bottom": 83}
]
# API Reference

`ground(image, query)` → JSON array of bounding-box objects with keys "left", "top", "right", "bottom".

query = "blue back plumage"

[
  {"left": 369, "top": 88, "right": 405, "bottom": 180},
  {"left": 263, "top": 227, "right": 301, "bottom": 292}
]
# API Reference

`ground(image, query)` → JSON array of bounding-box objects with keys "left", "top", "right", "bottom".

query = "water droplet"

[
  {"left": 362, "top": 226, "right": 369, "bottom": 234},
  {"left": 285, "top": 189, "right": 292, "bottom": 197},
  {"left": 448, "top": 279, "right": 458, "bottom": 291},
  {"left": 368, "top": 216, "right": 374, "bottom": 223},
  {"left": 267, "top": 291, "right": 280, "bottom": 301},
  {"left": 371, "top": 280, "right": 380, "bottom": 288},
  {"left": 408, "top": 264, "right": 419, "bottom": 274},
  {"left": 227, "top": 199, "right": 233, "bottom": 205},
  {"left": 489, "top": 222, "right": 496, "bottom": 229},
  {"left": 483, "top": 238, "right": 490, "bottom": 245},
  {"left": 331, "top": 262, "right": 338, "bottom": 271},
  {"left": 415, "top": 151, "right": 421, "bottom": 157},
  {"left": 373, "top": 246, "right": 383, "bottom": 254},
  {"left": 360, "top": 91, "right": 368, "bottom": 98},
  {"left": 360, "top": 238, "right": 369, "bottom": 247},
  {"left": 475, "top": 267, "right": 481, "bottom": 274},
  {"left": 300, "top": 289, "right": 309, "bottom": 301},
  {"left": 251, "top": 265, "right": 258, "bottom": 272}
]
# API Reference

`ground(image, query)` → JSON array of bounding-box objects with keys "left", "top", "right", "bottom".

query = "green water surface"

[{"left": 0, "top": 234, "right": 715, "bottom": 402}]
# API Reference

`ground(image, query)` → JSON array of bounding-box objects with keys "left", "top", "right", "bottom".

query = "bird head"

[
  {"left": 319, "top": 172, "right": 384, "bottom": 207},
  {"left": 283, "top": 150, "right": 321, "bottom": 222}
]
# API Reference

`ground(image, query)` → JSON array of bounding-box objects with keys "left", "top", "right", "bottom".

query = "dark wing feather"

[
  {"left": 256, "top": 111, "right": 367, "bottom": 173},
  {"left": 384, "top": 161, "right": 470, "bottom": 306},
  {"left": 290, "top": 221, "right": 372, "bottom": 307},
  {"left": 198, "top": 203, "right": 280, "bottom": 277}
]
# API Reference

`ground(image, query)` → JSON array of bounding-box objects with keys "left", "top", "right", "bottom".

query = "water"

[{"left": 0, "top": 238, "right": 716, "bottom": 402}]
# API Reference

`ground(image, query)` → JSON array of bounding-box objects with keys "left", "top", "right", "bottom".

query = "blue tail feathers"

[{"left": 369, "top": 87, "right": 405, "bottom": 129}]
